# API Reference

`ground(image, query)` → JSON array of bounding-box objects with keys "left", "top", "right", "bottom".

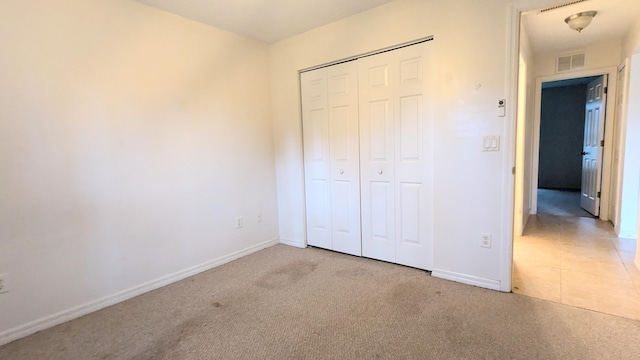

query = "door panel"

[
  {"left": 394, "top": 44, "right": 433, "bottom": 270},
  {"left": 359, "top": 42, "right": 433, "bottom": 270},
  {"left": 302, "top": 69, "right": 332, "bottom": 250},
  {"left": 368, "top": 181, "right": 395, "bottom": 262},
  {"left": 580, "top": 75, "right": 607, "bottom": 216},
  {"left": 400, "top": 96, "right": 420, "bottom": 160},
  {"left": 332, "top": 180, "right": 352, "bottom": 233},
  {"left": 359, "top": 51, "right": 396, "bottom": 262},
  {"left": 328, "top": 62, "right": 361, "bottom": 256},
  {"left": 400, "top": 182, "right": 420, "bottom": 245},
  {"left": 302, "top": 62, "right": 361, "bottom": 256}
]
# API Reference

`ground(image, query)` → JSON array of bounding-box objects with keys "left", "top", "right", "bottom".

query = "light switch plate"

[{"left": 482, "top": 136, "right": 500, "bottom": 152}]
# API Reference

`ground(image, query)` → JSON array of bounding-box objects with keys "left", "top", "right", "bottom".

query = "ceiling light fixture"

[{"left": 564, "top": 11, "right": 597, "bottom": 33}]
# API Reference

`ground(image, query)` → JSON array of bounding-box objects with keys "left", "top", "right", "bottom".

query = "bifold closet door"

[
  {"left": 358, "top": 42, "right": 434, "bottom": 270},
  {"left": 301, "top": 61, "right": 361, "bottom": 256}
]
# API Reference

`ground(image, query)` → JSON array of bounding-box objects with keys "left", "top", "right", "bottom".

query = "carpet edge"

[{"left": 0, "top": 237, "right": 280, "bottom": 347}]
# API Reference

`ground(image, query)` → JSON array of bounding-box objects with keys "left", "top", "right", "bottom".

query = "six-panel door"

[
  {"left": 301, "top": 61, "right": 362, "bottom": 256},
  {"left": 580, "top": 75, "right": 607, "bottom": 216},
  {"left": 359, "top": 42, "right": 434, "bottom": 270},
  {"left": 301, "top": 41, "right": 433, "bottom": 270}
]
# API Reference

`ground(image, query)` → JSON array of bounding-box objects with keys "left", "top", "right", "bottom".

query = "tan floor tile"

[
  {"left": 512, "top": 264, "right": 561, "bottom": 303},
  {"left": 623, "top": 262, "right": 640, "bottom": 292},
  {"left": 513, "top": 245, "right": 562, "bottom": 269},
  {"left": 515, "top": 237, "right": 563, "bottom": 253},
  {"left": 617, "top": 251, "right": 637, "bottom": 264},
  {"left": 561, "top": 244, "right": 622, "bottom": 263},
  {"left": 513, "top": 211, "right": 640, "bottom": 321},
  {"left": 612, "top": 238, "right": 637, "bottom": 252},
  {"left": 561, "top": 269, "right": 640, "bottom": 320},
  {"left": 559, "top": 256, "right": 630, "bottom": 280},
  {"left": 558, "top": 235, "right": 616, "bottom": 249}
]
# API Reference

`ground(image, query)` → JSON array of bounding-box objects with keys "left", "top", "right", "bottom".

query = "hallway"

[{"left": 513, "top": 200, "right": 640, "bottom": 320}]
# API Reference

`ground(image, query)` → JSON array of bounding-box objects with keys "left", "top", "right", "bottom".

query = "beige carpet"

[{"left": 2, "top": 244, "right": 640, "bottom": 359}]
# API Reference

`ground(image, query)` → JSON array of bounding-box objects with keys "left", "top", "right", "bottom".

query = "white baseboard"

[
  {"left": 432, "top": 269, "right": 502, "bottom": 291},
  {"left": 0, "top": 237, "right": 279, "bottom": 347},
  {"left": 618, "top": 231, "right": 637, "bottom": 240},
  {"left": 279, "top": 237, "right": 306, "bottom": 249}
]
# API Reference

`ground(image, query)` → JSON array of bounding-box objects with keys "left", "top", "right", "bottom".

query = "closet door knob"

[
  {"left": 339, "top": 169, "right": 344, "bottom": 174},
  {"left": 378, "top": 170, "right": 383, "bottom": 175}
]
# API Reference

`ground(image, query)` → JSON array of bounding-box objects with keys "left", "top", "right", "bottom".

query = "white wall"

[
  {"left": 625, "top": 16, "right": 640, "bottom": 266},
  {"left": 533, "top": 41, "right": 622, "bottom": 78},
  {"left": 270, "top": 0, "right": 513, "bottom": 288},
  {"left": 514, "top": 21, "right": 535, "bottom": 236},
  {"left": 0, "top": 0, "right": 279, "bottom": 343},
  {"left": 622, "top": 18, "right": 640, "bottom": 57},
  {"left": 628, "top": 55, "right": 640, "bottom": 265},
  {"left": 616, "top": 18, "right": 640, "bottom": 242}
]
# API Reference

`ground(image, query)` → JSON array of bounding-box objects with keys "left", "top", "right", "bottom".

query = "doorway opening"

[
  {"left": 511, "top": 41, "right": 639, "bottom": 322},
  {"left": 536, "top": 75, "right": 602, "bottom": 219}
]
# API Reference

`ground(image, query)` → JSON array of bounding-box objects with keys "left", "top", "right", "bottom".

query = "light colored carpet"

[
  {"left": 537, "top": 188, "right": 594, "bottom": 218},
  {"left": 1, "top": 244, "right": 639, "bottom": 359}
]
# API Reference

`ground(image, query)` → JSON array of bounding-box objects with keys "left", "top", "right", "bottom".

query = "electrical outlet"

[
  {"left": 257, "top": 212, "right": 263, "bottom": 223},
  {"left": 0, "top": 274, "right": 7, "bottom": 294},
  {"left": 235, "top": 216, "right": 243, "bottom": 228},
  {"left": 481, "top": 233, "right": 492, "bottom": 248}
]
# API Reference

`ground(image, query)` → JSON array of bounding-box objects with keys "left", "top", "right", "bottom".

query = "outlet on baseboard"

[{"left": 480, "top": 233, "right": 492, "bottom": 248}]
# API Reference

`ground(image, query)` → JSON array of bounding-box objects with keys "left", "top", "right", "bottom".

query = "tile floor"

[{"left": 513, "top": 210, "right": 640, "bottom": 320}]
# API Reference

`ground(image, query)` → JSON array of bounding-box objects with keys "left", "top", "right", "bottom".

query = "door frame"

[
  {"left": 503, "top": 1, "right": 622, "bottom": 293},
  {"left": 611, "top": 59, "right": 631, "bottom": 235},
  {"left": 529, "top": 67, "right": 619, "bottom": 221}
]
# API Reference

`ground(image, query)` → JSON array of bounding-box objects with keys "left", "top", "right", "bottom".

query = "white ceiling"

[
  {"left": 134, "top": 0, "right": 640, "bottom": 52},
  {"left": 522, "top": 0, "right": 640, "bottom": 53},
  {"left": 135, "top": 0, "right": 392, "bottom": 44}
]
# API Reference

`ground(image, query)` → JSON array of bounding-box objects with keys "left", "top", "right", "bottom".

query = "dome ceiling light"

[{"left": 564, "top": 11, "right": 597, "bottom": 33}]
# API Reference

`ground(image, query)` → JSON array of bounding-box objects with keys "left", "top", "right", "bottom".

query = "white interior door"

[
  {"left": 301, "top": 69, "right": 332, "bottom": 250},
  {"left": 359, "top": 42, "right": 433, "bottom": 270},
  {"left": 580, "top": 75, "right": 607, "bottom": 216},
  {"left": 327, "top": 61, "right": 361, "bottom": 256},
  {"left": 359, "top": 50, "right": 396, "bottom": 263},
  {"left": 301, "top": 62, "right": 361, "bottom": 256},
  {"left": 393, "top": 44, "right": 433, "bottom": 270}
]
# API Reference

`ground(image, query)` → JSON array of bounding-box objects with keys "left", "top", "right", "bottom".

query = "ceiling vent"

[
  {"left": 557, "top": 53, "right": 586, "bottom": 72},
  {"left": 539, "top": 0, "right": 589, "bottom": 14}
]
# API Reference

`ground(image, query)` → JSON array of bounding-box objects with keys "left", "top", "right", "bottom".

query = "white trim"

[
  {"left": 530, "top": 66, "right": 619, "bottom": 220},
  {"left": 279, "top": 238, "right": 307, "bottom": 248},
  {"left": 432, "top": 269, "right": 502, "bottom": 291},
  {"left": 613, "top": 58, "right": 631, "bottom": 236},
  {"left": 619, "top": 230, "right": 637, "bottom": 239},
  {"left": 500, "top": 3, "right": 520, "bottom": 293},
  {"left": 0, "top": 237, "right": 279, "bottom": 347}
]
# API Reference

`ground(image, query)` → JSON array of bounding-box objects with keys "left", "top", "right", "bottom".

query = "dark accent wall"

[{"left": 538, "top": 84, "right": 586, "bottom": 190}]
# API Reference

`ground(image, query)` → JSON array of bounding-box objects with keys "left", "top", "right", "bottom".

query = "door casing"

[{"left": 529, "top": 67, "right": 619, "bottom": 221}]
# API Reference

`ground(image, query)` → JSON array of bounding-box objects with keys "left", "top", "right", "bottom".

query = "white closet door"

[
  {"left": 393, "top": 44, "right": 433, "bottom": 270},
  {"left": 358, "top": 51, "right": 396, "bottom": 263},
  {"left": 302, "top": 62, "right": 361, "bottom": 256},
  {"left": 327, "top": 62, "right": 361, "bottom": 256},
  {"left": 359, "top": 42, "right": 433, "bottom": 270},
  {"left": 302, "top": 69, "right": 332, "bottom": 250}
]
